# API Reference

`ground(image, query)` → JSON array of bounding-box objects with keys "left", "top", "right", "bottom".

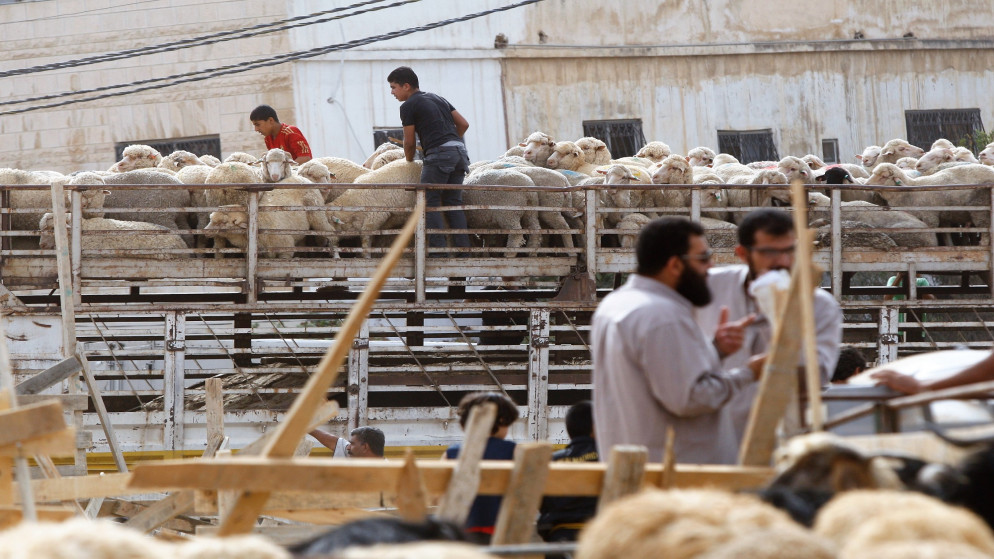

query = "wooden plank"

[
  {"left": 125, "top": 490, "right": 196, "bottom": 533},
  {"left": 197, "top": 524, "right": 329, "bottom": 546},
  {"left": 76, "top": 349, "right": 127, "bottom": 473},
  {"left": 598, "top": 445, "right": 647, "bottom": 510},
  {"left": 32, "top": 454, "right": 87, "bottom": 516},
  {"left": 790, "top": 181, "right": 823, "bottom": 431},
  {"left": 435, "top": 401, "right": 497, "bottom": 525},
  {"left": 659, "top": 426, "right": 676, "bottom": 489},
  {"left": 205, "top": 378, "right": 224, "bottom": 457},
  {"left": 25, "top": 473, "right": 161, "bottom": 502},
  {"left": 261, "top": 508, "right": 389, "bottom": 526},
  {"left": 237, "top": 401, "right": 339, "bottom": 456},
  {"left": 0, "top": 400, "right": 67, "bottom": 447},
  {"left": 0, "top": 427, "right": 76, "bottom": 458},
  {"left": 195, "top": 490, "right": 387, "bottom": 516},
  {"left": 0, "top": 505, "right": 75, "bottom": 529},
  {"left": 107, "top": 498, "right": 202, "bottom": 532},
  {"left": 130, "top": 458, "right": 772, "bottom": 497},
  {"left": 14, "top": 357, "right": 82, "bottom": 395},
  {"left": 218, "top": 200, "right": 425, "bottom": 536},
  {"left": 395, "top": 450, "right": 428, "bottom": 522},
  {"left": 17, "top": 394, "right": 89, "bottom": 411},
  {"left": 492, "top": 443, "right": 553, "bottom": 546}
]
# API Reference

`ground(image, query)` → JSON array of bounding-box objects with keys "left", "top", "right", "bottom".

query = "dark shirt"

[
  {"left": 445, "top": 437, "right": 516, "bottom": 533},
  {"left": 537, "top": 436, "right": 600, "bottom": 538},
  {"left": 399, "top": 91, "right": 461, "bottom": 154}
]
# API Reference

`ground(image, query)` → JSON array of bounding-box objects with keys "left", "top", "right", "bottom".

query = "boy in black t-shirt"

[{"left": 387, "top": 66, "right": 471, "bottom": 253}]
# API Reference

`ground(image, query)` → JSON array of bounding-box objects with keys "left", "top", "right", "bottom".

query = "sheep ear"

[
  {"left": 855, "top": 155, "right": 863, "bottom": 161},
  {"left": 596, "top": 169, "right": 607, "bottom": 175},
  {"left": 815, "top": 175, "right": 826, "bottom": 182},
  {"left": 102, "top": 189, "right": 111, "bottom": 195},
  {"left": 518, "top": 142, "right": 527, "bottom": 147}
]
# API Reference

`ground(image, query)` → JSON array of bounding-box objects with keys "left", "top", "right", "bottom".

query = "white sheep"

[
  {"left": 204, "top": 188, "right": 329, "bottom": 258},
  {"left": 979, "top": 142, "right": 994, "bottom": 166},
  {"left": 634, "top": 141, "right": 672, "bottom": 163},
  {"left": 502, "top": 145, "right": 526, "bottom": 158},
  {"left": 575, "top": 488, "right": 799, "bottom": 559},
  {"left": 878, "top": 138, "right": 926, "bottom": 166},
  {"left": 897, "top": 156, "right": 922, "bottom": 172},
  {"left": 518, "top": 131, "right": 556, "bottom": 167},
  {"left": 688, "top": 147, "right": 717, "bottom": 167},
  {"left": 159, "top": 150, "right": 206, "bottom": 173},
  {"left": 109, "top": 144, "right": 163, "bottom": 173},
  {"left": 2, "top": 169, "right": 107, "bottom": 233},
  {"left": 932, "top": 138, "right": 956, "bottom": 150},
  {"left": 808, "top": 196, "right": 938, "bottom": 248},
  {"left": 645, "top": 155, "right": 728, "bottom": 221},
  {"left": 547, "top": 141, "right": 599, "bottom": 176},
  {"left": 39, "top": 213, "right": 188, "bottom": 257},
  {"left": 953, "top": 146, "right": 980, "bottom": 163},
  {"left": 362, "top": 141, "right": 402, "bottom": 169},
  {"left": 97, "top": 169, "right": 194, "bottom": 246},
  {"left": 199, "top": 154, "right": 221, "bottom": 167},
  {"left": 371, "top": 148, "right": 405, "bottom": 169},
  {"left": 296, "top": 160, "right": 333, "bottom": 184},
  {"left": 777, "top": 156, "right": 815, "bottom": 183},
  {"left": 223, "top": 152, "right": 259, "bottom": 165},
  {"left": 616, "top": 212, "right": 650, "bottom": 248},
  {"left": 574, "top": 136, "right": 611, "bottom": 165},
  {"left": 462, "top": 168, "right": 542, "bottom": 255},
  {"left": 856, "top": 145, "right": 882, "bottom": 171},
  {"left": 699, "top": 527, "right": 837, "bottom": 559},
  {"left": 915, "top": 147, "right": 954, "bottom": 174},
  {"left": 506, "top": 166, "right": 577, "bottom": 249}
]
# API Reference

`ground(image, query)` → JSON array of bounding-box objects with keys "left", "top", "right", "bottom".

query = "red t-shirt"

[{"left": 265, "top": 123, "right": 311, "bottom": 160}]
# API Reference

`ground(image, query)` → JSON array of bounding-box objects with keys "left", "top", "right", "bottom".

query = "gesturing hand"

[
  {"left": 871, "top": 369, "right": 923, "bottom": 394},
  {"left": 714, "top": 306, "right": 757, "bottom": 358}
]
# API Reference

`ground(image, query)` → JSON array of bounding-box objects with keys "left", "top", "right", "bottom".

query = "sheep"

[
  {"left": 575, "top": 488, "right": 799, "bottom": 559},
  {"left": 813, "top": 219, "right": 900, "bottom": 250},
  {"left": 646, "top": 155, "right": 729, "bottom": 221},
  {"left": 362, "top": 141, "right": 402, "bottom": 169},
  {"left": 814, "top": 490, "right": 994, "bottom": 557},
  {"left": 722, "top": 169, "right": 791, "bottom": 221},
  {"left": 97, "top": 169, "right": 194, "bottom": 246},
  {"left": 311, "top": 156, "right": 371, "bottom": 191},
  {"left": 574, "top": 136, "right": 611, "bottom": 165},
  {"left": 896, "top": 156, "right": 921, "bottom": 171},
  {"left": 205, "top": 188, "right": 330, "bottom": 258},
  {"left": 856, "top": 145, "right": 882, "bottom": 171},
  {"left": 842, "top": 541, "right": 992, "bottom": 559},
  {"left": 617, "top": 212, "right": 650, "bottom": 248},
  {"left": 518, "top": 131, "right": 556, "bottom": 167},
  {"left": 371, "top": 148, "right": 405, "bottom": 169},
  {"left": 807, "top": 195, "right": 938, "bottom": 248},
  {"left": 932, "top": 138, "right": 956, "bottom": 150},
  {"left": 688, "top": 146, "right": 717, "bottom": 167},
  {"left": 324, "top": 160, "right": 422, "bottom": 256},
  {"left": 634, "top": 141, "right": 672, "bottom": 163},
  {"left": 2, "top": 168, "right": 107, "bottom": 233},
  {"left": 259, "top": 148, "right": 298, "bottom": 183},
  {"left": 159, "top": 150, "right": 206, "bottom": 173},
  {"left": 468, "top": 156, "right": 532, "bottom": 174},
  {"left": 953, "top": 146, "right": 980, "bottom": 163},
  {"left": 712, "top": 153, "right": 741, "bottom": 167},
  {"left": 175, "top": 164, "right": 212, "bottom": 185},
  {"left": 747, "top": 160, "right": 779, "bottom": 170},
  {"left": 502, "top": 145, "right": 525, "bottom": 158},
  {"left": 109, "top": 144, "right": 162, "bottom": 172},
  {"left": 199, "top": 154, "right": 221, "bottom": 167},
  {"left": 692, "top": 166, "right": 723, "bottom": 184},
  {"left": 297, "top": 159, "right": 333, "bottom": 184},
  {"left": 878, "top": 138, "right": 926, "bottom": 166},
  {"left": 203, "top": 161, "right": 262, "bottom": 207},
  {"left": 256, "top": 151, "right": 335, "bottom": 241},
  {"left": 699, "top": 527, "right": 837, "bottom": 559},
  {"left": 916, "top": 148, "right": 954, "bottom": 174},
  {"left": 506, "top": 166, "right": 577, "bottom": 249},
  {"left": 462, "top": 169, "right": 542, "bottom": 256},
  {"left": 39, "top": 212, "right": 189, "bottom": 258},
  {"left": 979, "top": 142, "right": 994, "bottom": 166},
  {"left": 777, "top": 156, "right": 815, "bottom": 183},
  {"left": 223, "top": 152, "right": 259, "bottom": 165},
  {"left": 546, "top": 141, "right": 599, "bottom": 176},
  {"left": 609, "top": 156, "right": 654, "bottom": 168},
  {"left": 815, "top": 167, "right": 855, "bottom": 185}
]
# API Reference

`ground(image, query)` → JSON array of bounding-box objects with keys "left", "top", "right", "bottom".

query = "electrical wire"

[
  {"left": 0, "top": 0, "right": 546, "bottom": 116},
  {"left": 0, "top": 0, "right": 164, "bottom": 26},
  {"left": 0, "top": 0, "right": 404, "bottom": 79}
]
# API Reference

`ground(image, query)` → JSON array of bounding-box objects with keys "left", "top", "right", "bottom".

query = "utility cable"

[
  {"left": 0, "top": 0, "right": 546, "bottom": 116},
  {"left": 0, "top": 0, "right": 404, "bottom": 79}
]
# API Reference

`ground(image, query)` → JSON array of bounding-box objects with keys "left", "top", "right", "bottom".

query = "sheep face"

[
  {"left": 777, "top": 157, "right": 812, "bottom": 183},
  {"left": 952, "top": 146, "right": 980, "bottom": 163},
  {"left": 114, "top": 144, "right": 163, "bottom": 172},
  {"left": 574, "top": 137, "right": 610, "bottom": 165},
  {"left": 915, "top": 148, "right": 953, "bottom": 174},
  {"left": 651, "top": 155, "right": 692, "bottom": 185},
  {"left": 815, "top": 167, "right": 854, "bottom": 185},
  {"left": 880, "top": 139, "right": 925, "bottom": 163},
  {"left": 802, "top": 154, "right": 828, "bottom": 170},
  {"left": 896, "top": 157, "right": 920, "bottom": 171},
  {"left": 205, "top": 207, "right": 248, "bottom": 235},
  {"left": 980, "top": 144, "right": 994, "bottom": 166},
  {"left": 519, "top": 132, "right": 555, "bottom": 166},
  {"left": 857, "top": 146, "right": 881, "bottom": 169},
  {"left": 635, "top": 141, "right": 672, "bottom": 163},
  {"left": 261, "top": 149, "right": 294, "bottom": 182},
  {"left": 687, "top": 147, "right": 716, "bottom": 168},
  {"left": 546, "top": 142, "right": 584, "bottom": 171},
  {"left": 297, "top": 160, "right": 333, "bottom": 184},
  {"left": 865, "top": 163, "right": 904, "bottom": 186}
]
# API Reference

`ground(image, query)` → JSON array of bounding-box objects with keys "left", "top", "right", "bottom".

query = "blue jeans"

[{"left": 421, "top": 145, "right": 471, "bottom": 250}]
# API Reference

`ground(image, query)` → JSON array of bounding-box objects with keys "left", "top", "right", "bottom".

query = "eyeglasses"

[
  {"left": 749, "top": 245, "right": 795, "bottom": 257},
  {"left": 681, "top": 249, "right": 713, "bottom": 263}
]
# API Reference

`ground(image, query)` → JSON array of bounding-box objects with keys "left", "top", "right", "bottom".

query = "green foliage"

[{"left": 955, "top": 129, "right": 994, "bottom": 154}]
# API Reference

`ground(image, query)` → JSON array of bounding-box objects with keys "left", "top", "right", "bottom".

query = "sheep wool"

[
  {"left": 698, "top": 527, "right": 837, "bottom": 559},
  {"left": 332, "top": 542, "right": 498, "bottom": 559},
  {"left": 841, "top": 541, "right": 993, "bottom": 559},
  {"left": 0, "top": 518, "right": 171, "bottom": 559},
  {"left": 840, "top": 505, "right": 994, "bottom": 557}
]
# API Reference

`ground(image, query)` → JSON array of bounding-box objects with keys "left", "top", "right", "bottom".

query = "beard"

[{"left": 676, "top": 264, "right": 712, "bottom": 307}]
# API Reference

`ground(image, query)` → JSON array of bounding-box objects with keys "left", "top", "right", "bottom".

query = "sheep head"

[
  {"left": 598, "top": 164, "right": 637, "bottom": 185},
  {"left": 297, "top": 160, "right": 334, "bottom": 184},
  {"left": 880, "top": 139, "right": 925, "bottom": 163},
  {"left": 687, "top": 147, "right": 716, "bottom": 167},
  {"left": 635, "top": 141, "right": 672, "bottom": 163},
  {"left": 651, "top": 155, "right": 693, "bottom": 185},
  {"left": 546, "top": 141, "right": 584, "bottom": 170},
  {"left": 519, "top": 131, "right": 556, "bottom": 166},
  {"left": 777, "top": 156, "right": 813, "bottom": 183},
  {"left": 915, "top": 148, "right": 953, "bottom": 174},
  {"left": 931, "top": 138, "right": 955, "bottom": 150},
  {"left": 712, "top": 153, "right": 740, "bottom": 167},
  {"left": 261, "top": 148, "right": 294, "bottom": 182},
  {"left": 865, "top": 163, "right": 906, "bottom": 186},
  {"left": 161, "top": 150, "right": 203, "bottom": 172},
  {"left": 224, "top": 152, "right": 259, "bottom": 165},
  {"left": 856, "top": 145, "right": 881, "bottom": 169},
  {"left": 980, "top": 143, "right": 994, "bottom": 166},
  {"left": 574, "top": 137, "right": 610, "bottom": 165},
  {"left": 896, "top": 157, "right": 920, "bottom": 171},
  {"left": 114, "top": 144, "right": 163, "bottom": 172},
  {"left": 814, "top": 167, "right": 854, "bottom": 185},
  {"left": 802, "top": 154, "right": 827, "bottom": 170},
  {"left": 205, "top": 206, "right": 248, "bottom": 234},
  {"left": 952, "top": 146, "right": 979, "bottom": 163}
]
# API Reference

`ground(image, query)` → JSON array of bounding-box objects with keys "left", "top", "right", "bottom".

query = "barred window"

[
  {"left": 717, "top": 129, "right": 778, "bottom": 164},
  {"left": 906, "top": 109, "right": 985, "bottom": 153},
  {"left": 581, "top": 119, "right": 646, "bottom": 158},
  {"left": 822, "top": 138, "right": 840, "bottom": 164},
  {"left": 114, "top": 135, "right": 221, "bottom": 161}
]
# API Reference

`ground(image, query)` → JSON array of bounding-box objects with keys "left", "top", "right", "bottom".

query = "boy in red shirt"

[{"left": 249, "top": 105, "right": 312, "bottom": 164}]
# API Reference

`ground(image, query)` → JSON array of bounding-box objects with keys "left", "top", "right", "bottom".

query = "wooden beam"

[
  {"left": 205, "top": 378, "right": 224, "bottom": 457},
  {"left": 17, "top": 394, "right": 89, "bottom": 411},
  {"left": 14, "top": 357, "right": 82, "bottom": 395},
  {"left": 0, "top": 505, "right": 75, "bottom": 529},
  {"left": 107, "top": 498, "right": 202, "bottom": 532},
  {"left": 436, "top": 402, "right": 497, "bottom": 525},
  {"left": 76, "top": 348, "right": 128, "bottom": 473},
  {"left": 0, "top": 427, "right": 76, "bottom": 458},
  {"left": 26, "top": 473, "right": 163, "bottom": 503},
  {"left": 492, "top": 443, "right": 553, "bottom": 546},
  {"left": 218, "top": 200, "right": 424, "bottom": 536},
  {"left": 124, "top": 491, "right": 196, "bottom": 533},
  {"left": 0, "top": 400, "right": 67, "bottom": 447},
  {"left": 129, "top": 458, "right": 773, "bottom": 496},
  {"left": 598, "top": 445, "right": 647, "bottom": 510},
  {"left": 790, "top": 181, "right": 823, "bottom": 431},
  {"left": 394, "top": 450, "right": 428, "bottom": 522}
]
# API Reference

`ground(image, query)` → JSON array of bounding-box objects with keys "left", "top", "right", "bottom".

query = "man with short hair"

[
  {"left": 696, "top": 208, "right": 843, "bottom": 442},
  {"left": 591, "top": 217, "right": 765, "bottom": 465},
  {"left": 538, "top": 400, "right": 598, "bottom": 545},
  {"left": 387, "top": 66, "right": 470, "bottom": 253},
  {"left": 309, "top": 426, "right": 385, "bottom": 458},
  {"left": 249, "top": 104, "right": 312, "bottom": 164}
]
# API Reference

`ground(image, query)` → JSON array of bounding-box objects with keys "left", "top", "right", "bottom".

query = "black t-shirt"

[{"left": 399, "top": 91, "right": 461, "bottom": 154}]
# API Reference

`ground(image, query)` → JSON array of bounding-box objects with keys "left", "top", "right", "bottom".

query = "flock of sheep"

[{"left": 3, "top": 134, "right": 994, "bottom": 259}]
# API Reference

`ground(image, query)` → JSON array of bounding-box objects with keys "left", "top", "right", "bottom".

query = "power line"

[
  {"left": 0, "top": 0, "right": 164, "bottom": 26},
  {"left": 0, "top": 0, "right": 405, "bottom": 79},
  {"left": 0, "top": 0, "right": 546, "bottom": 117}
]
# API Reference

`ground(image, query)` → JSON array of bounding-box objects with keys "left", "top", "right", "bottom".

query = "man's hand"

[
  {"left": 714, "top": 306, "right": 757, "bottom": 358},
  {"left": 871, "top": 369, "right": 923, "bottom": 394},
  {"left": 748, "top": 353, "right": 767, "bottom": 381}
]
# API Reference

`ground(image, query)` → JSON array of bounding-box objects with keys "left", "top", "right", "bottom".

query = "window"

[
  {"left": 821, "top": 139, "right": 840, "bottom": 164},
  {"left": 114, "top": 135, "right": 221, "bottom": 161},
  {"left": 906, "top": 109, "right": 985, "bottom": 153},
  {"left": 717, "top": 129, "right": 778, "bottom": 164},
  {"left": 581, "top": 119, "right": 646, "bottom": 158}
]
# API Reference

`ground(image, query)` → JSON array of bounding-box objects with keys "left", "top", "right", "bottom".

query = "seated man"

[
  {"left": 537, "top": 400, "right": 599, "bottom": 545},
  {"left": 309, "top": 426, "right": 385, "bottom": 458}
]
